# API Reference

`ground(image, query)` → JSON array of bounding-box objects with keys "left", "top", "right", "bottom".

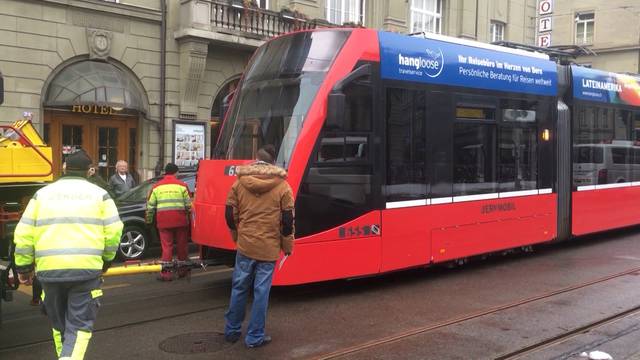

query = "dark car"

[{"left": 115, "top": 173, "right": 195, "bottom": 260}]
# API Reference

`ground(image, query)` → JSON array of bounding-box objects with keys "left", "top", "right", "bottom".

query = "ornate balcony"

[{"left": 177, "top": 0, "right": 328, "bottom": 47}]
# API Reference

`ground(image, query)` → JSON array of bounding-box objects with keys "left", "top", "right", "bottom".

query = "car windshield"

[
  {"left": 117, "top": 181, "right": 154, "bottom": 202},
  {"left": 214, "top": 30, "right": 350, "bottom": 168}
]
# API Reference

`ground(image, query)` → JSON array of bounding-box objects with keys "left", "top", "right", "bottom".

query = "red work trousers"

[{"left": 158, "top": 227, "right": 189, "bottom": 262}]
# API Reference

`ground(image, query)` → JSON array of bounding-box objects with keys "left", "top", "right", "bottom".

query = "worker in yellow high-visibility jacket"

[{"left": 13, "top": 149, "right": 123, "bottom": 360}]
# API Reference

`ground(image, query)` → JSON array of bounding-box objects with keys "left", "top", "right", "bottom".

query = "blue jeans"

[{"left": 224, "top": 252, "right": 275, "bottom": 346}]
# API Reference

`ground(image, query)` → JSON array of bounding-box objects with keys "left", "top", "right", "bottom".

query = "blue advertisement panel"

[
  {"left": 572, "top": 65, "right": 640, "bottom": 106},
  {"left": 379, "top": 32, "right": 557, "bottom": 96}
]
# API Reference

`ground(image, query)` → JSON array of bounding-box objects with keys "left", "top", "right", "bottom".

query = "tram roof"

[{"left": 407, "top": 31, "right": 550, "bottom": 61}]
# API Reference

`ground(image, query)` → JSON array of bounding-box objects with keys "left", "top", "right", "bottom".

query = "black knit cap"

[
  {"left": 257, "top": 144, "right": 277, "bottom": 164},
  {"left": 65, "top": 149, "right": 92, "bottom": 171},
  {"left": 164, "top": 163, "right": 179, "bottom": 175}
]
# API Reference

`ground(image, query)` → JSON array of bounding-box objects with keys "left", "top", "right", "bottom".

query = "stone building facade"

[
  {"left": 541, "top": 0, "right": 640, "bottom": 73},
  {"left": 0, "top": 0, "right": 538, "bottom": 181}
]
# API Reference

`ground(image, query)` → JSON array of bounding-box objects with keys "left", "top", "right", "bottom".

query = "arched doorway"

[
  {"left": 211, "top": 77, "right": 240, "bottom": 157},
  {"left": 42, "top": 60, "right": 148, "bottom": 179}
]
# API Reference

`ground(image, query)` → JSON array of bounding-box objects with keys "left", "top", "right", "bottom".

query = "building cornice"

[
  {"left": 590, "top": 45, "right": 640, "bottom": 54},
  {"left": 34, "top": 0, "right": 162, "bottom": 23},
  {"left": 174, "top": 28, "right": 264, "bottom": 50}
]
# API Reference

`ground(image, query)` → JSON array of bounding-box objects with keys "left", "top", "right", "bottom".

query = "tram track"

[
  {"left": 0, "top": 302, "right": 232, "bottom": 353},
  {"left": 3, "top": 262, "right": 640, "bottom": 357},
  {"left": 496, "top": 306, "right": 640, "bottom": 359},
  {"left": 0, "top": 275, "right": 234, "bottom": 352},
  {"left": 0, "top": 267, "right": 327, "bottom": 353},
  {"left": 313, "top": 265, "right": 640, "bottom": 360}
]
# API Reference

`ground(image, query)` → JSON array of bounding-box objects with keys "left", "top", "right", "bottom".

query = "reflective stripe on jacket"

[
  {"left": 13, "top": 176, "right": 124, "bottom": 282},
  {"left": 146, "top": 175, "right": 191, "bottom": 229}
]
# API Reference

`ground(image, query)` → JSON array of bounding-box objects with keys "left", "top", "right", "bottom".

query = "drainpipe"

[
  {"left": 156, "top": 0, "right": 167, "bottom": 176},
  {"left": 474, "top": 0, "right": 479, "bottom": 40}
]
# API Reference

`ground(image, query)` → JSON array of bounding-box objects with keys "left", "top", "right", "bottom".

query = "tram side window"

[
  {"left": 573, "top": 106, "right": 635, "bottom": 186},
  {"left": 498, "top": 100, "right": 538, "bottom": 192},
  {"left": 385, "top": 88, "right": 427, "bottom": 201},
  {"left": 343, "top": 82, "right": 372, "bottom": 132},
  {"left": 453, "top": 96, "right": 497, "bottom": 196}
]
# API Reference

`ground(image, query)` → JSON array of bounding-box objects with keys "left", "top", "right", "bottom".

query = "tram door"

[{"left": 380, "top": 87, "right": 431, "bottom": 272}]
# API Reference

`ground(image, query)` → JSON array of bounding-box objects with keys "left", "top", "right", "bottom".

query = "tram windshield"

[{"left": 214, "top": 30, "right": 350, "bottom": 168}]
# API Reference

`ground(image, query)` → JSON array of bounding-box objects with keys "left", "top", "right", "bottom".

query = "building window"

[
  {"left": 410, "top": 0, "right": 442, "bottom": 34},
  {"left": 327, "top": 0, "right": 365, "bottom": 25},
  {"left": 575, "top": 12, "right": 594, "bottom": 45},
  {"left": 490, "top": 21, "right": 504, "bottom": 42}
]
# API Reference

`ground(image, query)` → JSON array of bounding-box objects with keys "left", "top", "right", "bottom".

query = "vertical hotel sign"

[{"left": 537, "top": 0, "right": 552, "bottom": 47}]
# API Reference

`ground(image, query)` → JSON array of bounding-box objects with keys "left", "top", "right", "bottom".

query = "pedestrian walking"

[
  {"left": 108, "top": 160, "right": 136, "bottom": 197},
  {"left": 145, "top": 163, "right": 192, "bottom": 281},
  {"left": 86, "top": 164, "right": 113, "bottom": 197},
  {"left": 223, "top": 145, "right": 294, "bottom": 348},
  {"left": 13, "top": 149, "right": 123, "bottom": 360}
]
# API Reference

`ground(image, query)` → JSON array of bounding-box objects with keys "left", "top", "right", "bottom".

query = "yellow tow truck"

[{"left": 0, "top": 72, "right": 54, "bottom": 324}]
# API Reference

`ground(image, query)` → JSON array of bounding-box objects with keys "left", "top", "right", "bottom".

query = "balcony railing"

[
  {"left": 179, "top": 0, "right": 331, "bottom": 42},
  {"left": 211, "top": 2, "right": 319, "bottom": 38}
]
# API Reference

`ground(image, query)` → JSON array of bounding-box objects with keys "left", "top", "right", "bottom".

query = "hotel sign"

[
  {"left": 537, "top": 0, "right": 553, "bottom": 47},
  {"left": 72, "top": 105, "right": 121, "bottom": 115}
]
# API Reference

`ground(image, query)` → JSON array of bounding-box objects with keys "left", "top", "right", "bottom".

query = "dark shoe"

[
  {"left": 156, "top": 272, "right": 173, "bottom": 282},
  {"left": 177, "top": 268, "right": 191, "bottom": 279},
  {"left": 224, "top": 333, "right": 241, "bottom": 344},
  {"left": 246, "top": 336, "right": 271, "bottom": 349},
  {"left": 30, "top": 299, "right": 41, "bottom": 306}
]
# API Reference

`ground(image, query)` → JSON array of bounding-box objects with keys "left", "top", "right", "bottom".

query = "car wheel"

[{"left": 119, "top": 225, "right": 149, "bottom": 260}]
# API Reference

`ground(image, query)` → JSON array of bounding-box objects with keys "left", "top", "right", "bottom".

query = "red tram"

[{"left": 191, "top": 28, "right": 640, "bottom": 285}]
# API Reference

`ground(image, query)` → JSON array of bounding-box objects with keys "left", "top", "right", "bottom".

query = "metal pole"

[
  {"left": 474, "top": 0, "right": 479, "bottom": 40},
  {"left": 157, "top": 0, "right": 167, "bottom": 176}
]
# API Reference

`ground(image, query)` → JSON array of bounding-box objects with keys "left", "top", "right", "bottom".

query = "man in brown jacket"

[{"left": 223, "top": 145, "right": 294, "bottom": 348}]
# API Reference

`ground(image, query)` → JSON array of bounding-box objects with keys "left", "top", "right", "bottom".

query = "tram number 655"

[
  {"left": 224, "top": 165, "right": 237, "bottom": 176},
  {"left": 339, "top": 224, "right": 380, "bottom": 238}
]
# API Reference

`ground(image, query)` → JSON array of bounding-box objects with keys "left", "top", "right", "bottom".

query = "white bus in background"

[{"left": 573, "top": 141, "right": 640, "bottom": 186}]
